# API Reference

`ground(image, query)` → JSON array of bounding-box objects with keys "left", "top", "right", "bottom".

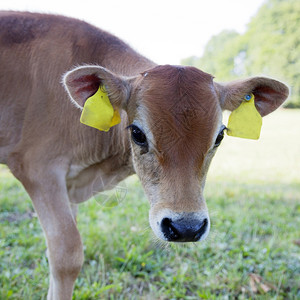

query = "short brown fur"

[
  {"left": 0, "top": 11, "right": 289, "bottom": 300},
  {"left": 141, "top": 65, "right": 219, "bottom": 170}
]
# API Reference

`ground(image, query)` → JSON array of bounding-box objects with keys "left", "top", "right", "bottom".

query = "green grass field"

[{"left": 0, "top": 109, "right": 299, "bottom": 299}]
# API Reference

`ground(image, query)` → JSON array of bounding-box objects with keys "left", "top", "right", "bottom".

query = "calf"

[{"left": 0, "top": 11, "right": 289, "bottom": 299}]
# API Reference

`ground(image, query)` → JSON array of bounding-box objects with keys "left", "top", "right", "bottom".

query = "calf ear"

[
  {"left": 215, "top": 77, "right": 289, "bottom": 116},
  {"left": 63, "top": 65, "right": 130, "bottom": 110}
]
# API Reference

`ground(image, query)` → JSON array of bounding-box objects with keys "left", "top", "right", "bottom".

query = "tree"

[{"left": 182, "top": 0, "right": 300, "bottom": 107}]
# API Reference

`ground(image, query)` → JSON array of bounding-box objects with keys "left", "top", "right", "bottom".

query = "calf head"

[{"left": 64, "top": 65, "right": 289, "bottom": 242}]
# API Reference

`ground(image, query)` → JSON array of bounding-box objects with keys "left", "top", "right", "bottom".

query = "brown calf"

[{"left": 0, "top": 11, "right": 289, "bottom": 299}]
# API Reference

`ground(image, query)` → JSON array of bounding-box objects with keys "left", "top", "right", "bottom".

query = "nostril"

[
  {"left": 161, "top": 217, "right": 171, "bottom": 227},
  {"left": 194, "top": 218, "right": 208, "bottom": 241},
  {"left": 161, "top": 218, "right": 179, "bottom": 240}
]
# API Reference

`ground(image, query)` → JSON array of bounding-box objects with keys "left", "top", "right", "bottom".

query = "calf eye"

[
  {"left": 129, "top": 125, "right": 148, "bottom": 147},
  {"left": 214, "top": 125, "right": 226, "bottom": 147}
]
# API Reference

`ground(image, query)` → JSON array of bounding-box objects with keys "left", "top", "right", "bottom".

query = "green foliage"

[
  {"left": 182, "top": 0, "right": 300, "bottom": 107},
  {"left": 182, "top": 30, "right": 242, "bottom": 81},
  {"left": 0, "top": 110, "right": 299, "bottom": 299}
]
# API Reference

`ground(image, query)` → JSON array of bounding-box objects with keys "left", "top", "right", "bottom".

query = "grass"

[{"left": 0, "top": 109, "right": 299, "bottom": 299}]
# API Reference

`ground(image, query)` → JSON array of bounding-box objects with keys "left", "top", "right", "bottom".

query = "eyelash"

[
  {"left": 214, "top": 125, "right": 227, "bottom": 148},
  {"left": 127, "top": 124, "right": 148, "bottom": 149}
]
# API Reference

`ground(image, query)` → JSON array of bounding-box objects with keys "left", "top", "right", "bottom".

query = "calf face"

[{"left": 64, "top": 64, "right": 289, "bottom": 242}]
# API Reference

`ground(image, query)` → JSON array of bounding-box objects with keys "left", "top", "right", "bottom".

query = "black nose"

[{"left": 161, "top": 217, "right": 208, "bottom": 242}]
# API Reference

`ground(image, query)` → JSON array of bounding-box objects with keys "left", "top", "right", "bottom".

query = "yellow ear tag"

[
  {"left": 227, "top": 93, "right": 262, "bottom": 140},
  {"left": 80, "top": 86, "right": 121, "bottom": 132}
]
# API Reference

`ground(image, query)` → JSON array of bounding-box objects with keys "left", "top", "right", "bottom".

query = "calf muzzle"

[{"left": 161, "top": 216, "right": 208, "bottom": 242}]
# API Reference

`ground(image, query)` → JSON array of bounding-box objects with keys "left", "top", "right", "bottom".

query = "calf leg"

[
  {"left": 8, "top": 155, "right": 84, "bottom": 300},
  {"left": 34, "top": 196, "right": 83, "bottom": 300}
]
